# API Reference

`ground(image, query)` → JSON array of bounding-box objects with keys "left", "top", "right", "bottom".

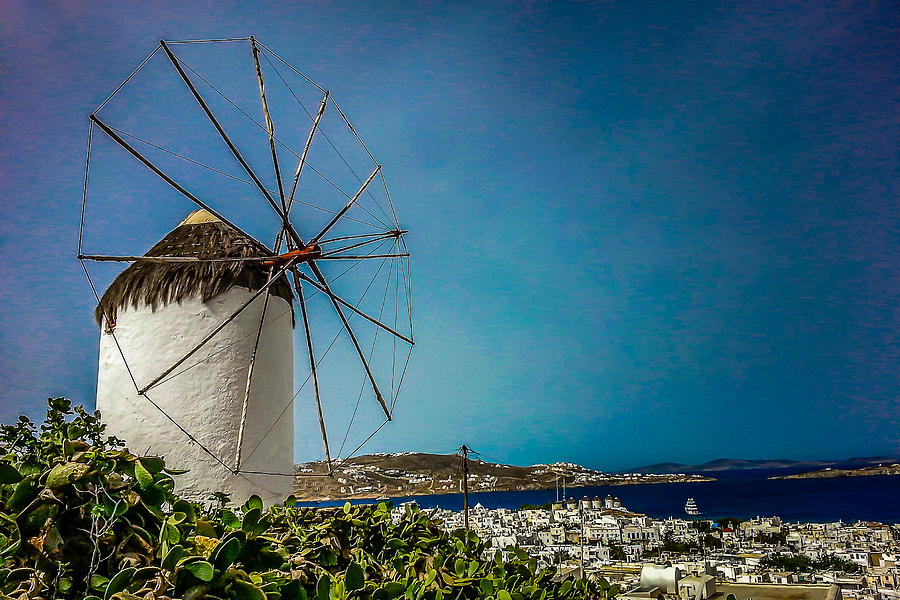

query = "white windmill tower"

[
  {"left": 79, "top": 37, "right": 414, "bottom": 506},
  {"left": 95, "top": 209, "right": 297, "bottom": 504}
]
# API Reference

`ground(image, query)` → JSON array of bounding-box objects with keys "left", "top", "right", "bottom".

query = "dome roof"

[{"left": 96, "top": 211, "right": 293, "bottom": 325}]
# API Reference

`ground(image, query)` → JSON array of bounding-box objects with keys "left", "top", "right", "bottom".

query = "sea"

[{"left": 299, "top": 469, "right": 900, "bottom": 524}]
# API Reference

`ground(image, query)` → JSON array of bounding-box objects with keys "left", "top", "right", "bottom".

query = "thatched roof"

[{"left": 96, "top": 211, "right": 293, "bottom": 325}]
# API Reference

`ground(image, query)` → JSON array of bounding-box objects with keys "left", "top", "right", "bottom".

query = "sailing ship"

[{"left": 684, "top": 497, "right": 700, "bottom": 515}]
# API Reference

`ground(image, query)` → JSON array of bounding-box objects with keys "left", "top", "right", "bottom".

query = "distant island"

[
  {"left": 627, "top": 455, "right": 900, "bottom": 473},
  {"left": 293, "top": 452, "right": 714, "bottom": 501},
  {"left": 770, "top": 463, "right": 900, "bottom": 480}
]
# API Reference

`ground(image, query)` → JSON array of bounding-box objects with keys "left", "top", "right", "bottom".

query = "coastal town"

[{"left": 396, "top": 495, "right": 900, "bottom": 600}]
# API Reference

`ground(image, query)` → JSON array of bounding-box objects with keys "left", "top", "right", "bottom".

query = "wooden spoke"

[
  {"left": 292, "top": 272, "right": 332, "bottom": 469},
  {"left": 160, "top": 41, "right": 305, "bottom": 251},
  {"left": 319, "top": 234, "right": 400, "bottom": 257},
  {"left": 287, "top": 91, "right": 329, "bottom": 215},
  {"left": 250, "top": 36, "right": 288, "bottom": 217},
  {"left": 318, "top": 254, "right": 409, "bottom": 260},
  {"left": 308, "top": 262, "right": 392, "bottom": 419},
  {"left": 89, "top": 115, "right": 272, "bottom": 256},
  {"left": 320, "top": 230, "right": 406, "bottom": 245}
]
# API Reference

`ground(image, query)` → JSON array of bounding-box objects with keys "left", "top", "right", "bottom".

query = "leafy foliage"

[{"left": 0, "top": 399, "right": 606, "bottom": 599}]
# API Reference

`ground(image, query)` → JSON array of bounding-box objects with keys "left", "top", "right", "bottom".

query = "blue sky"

[{"left": 1, "top": 1, "right": 899, "bottom": 472}]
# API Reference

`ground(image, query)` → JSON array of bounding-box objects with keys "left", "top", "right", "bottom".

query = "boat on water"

[{"left": 685, "top": 497, "right": 700, "bottom": 516}]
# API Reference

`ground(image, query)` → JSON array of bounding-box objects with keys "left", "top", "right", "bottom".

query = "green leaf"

[
  {"left": 138, "top": 456, "right": 165, "bottom": 473},
  {"left": 194, "top": 518, "right": 218, "bottom": 537},
  {"left": 480, "top": 579, "right": 494, "bottom": 595},
  {"left": 468, "top": 560, "right": 479, "bottom": 577},
  {"left": 183, "top": 560, "right": 214, "bottom": 582},
  {"left": 381, "top": 582, "right": 407, "bottom": 599},
  {"left": 343, "top": 501, "right": 352, "bottom": 514},
  {"left": 244, "top": 494, "right": 263, "bottom": 512},
  {"left": 241, "top": 507, "right": 263, "bottom": 535},
  {"left": 423, "top": 570, "right": 437, "bottom": 587},
  {"left": 210, "top": 534, "right": 243, "bottom": 571},
  {"left": 221, "top": 508, "right": 241, "bottom": 529},
  {"left": 346, "top": 562, "right": 365, "bottom": 591},
  {"left": 498, "top": 591, "right": 513, "bottom": 600},
  {"left": 17, "top": 460, "right": 42, "bottom": 477},
  {"left": 104, "top": 567, "right": 136, "bottom": 600},
  {"left": 233, "top": 579, "right": 267, "bottom": 600},
  {"left": 454, "top": 558, "right": 466, "bottom": 577},
  {"left": 161, "top": 521, "right": 180, "bottom": 545},
  {"left": 111, "top": 499, "right": 129, "bottom": 517},
  {"left": 316, "top": 574, "right": 331, "bottom": 600},
  {"left": 46, "top": 462, "right": 90, "bottom": 488},
  {"left": 0, "top": 463, "right": 22, "bottom": 485},
  {"left": 173, "top": 499, "right": 197, "bottom": 523},
  {"left": 161, "top": 544, "right": 186, "bottom": 571},
  {"left": 133, "top": 459, "right": 154, "bottom": 489},
  {"left": 319, "top": 547, "right": 338, "bottom": 566},
  {"left": 133, "top": 566, "right": 158, "bottom": 582},
  {"left": 89, "top": 574, "right": 109, "bottom": 591},
  {"left": 19, "top": 502, "right": 54, "bottom": 534},
  {"left": 138, "top": 483, "right": 164, "bottom": 506}
]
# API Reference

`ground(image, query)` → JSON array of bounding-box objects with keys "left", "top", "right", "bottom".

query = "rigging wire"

[
  {"left": 337, "top": 255, "right": 394, "bottom": 458},
  {"left": 241, "top": 251, "right": 391, "bottom": 470},
  {"left": 93, "top": 45, "right": 161, "bottom": 114},
  {"left": 105, "top": 125, "right": 384, "bottom": 231},
  {"left": 151, "top": 236, "right": 394, "bottom": 390},
  {"left": 169, "top": 52, "right": 392, "bottom": 231},
  {"left": 163, "top": 37, "right": 252, "bottom": 44},
  {"left": 80, "top": 260, "right": 234, "bottom": 473},
  {"left": 253, "top": 40, "right": 326, "bottom": 94},
  {"left": 258, "top": 48, "right": 396, "bottom": 228}
]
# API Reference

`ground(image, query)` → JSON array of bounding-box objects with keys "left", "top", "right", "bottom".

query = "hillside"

[
  {"left": 627, "top": 456, "right": 899, "bottom": 474},
  {"left": 294, "top": 452, "right": 713, "bottom": 501},
  {"left": 770, "top": 463, "right": 900, "bottom": 480}
]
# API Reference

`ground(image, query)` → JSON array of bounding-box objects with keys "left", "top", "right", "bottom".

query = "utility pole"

[
  {"left": 460, "top": 445, "right": 470, "bottom": 532},
  {"left": 580, "top": 498, "right": 585, "bottom": 577}
]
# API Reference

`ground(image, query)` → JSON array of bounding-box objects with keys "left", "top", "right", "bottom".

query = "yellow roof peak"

[{"left": 179, "top": 209, "right": 220, "bottom": 226}]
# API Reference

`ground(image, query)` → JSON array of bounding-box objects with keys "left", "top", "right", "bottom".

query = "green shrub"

[{"left": 0, "top": 399, "right": 604, "bottom": 599}]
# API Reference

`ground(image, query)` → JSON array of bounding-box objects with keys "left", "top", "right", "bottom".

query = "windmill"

[{"left": 78, "top": 37, "right": 414, "bottom": 504}]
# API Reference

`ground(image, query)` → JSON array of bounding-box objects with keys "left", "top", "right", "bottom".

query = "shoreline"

[
  {"left": 294, "top": 475, "right": 716, "bottom": 503},
  {"left": 769, "top": 464, "right": 900, "bottom": 480}
]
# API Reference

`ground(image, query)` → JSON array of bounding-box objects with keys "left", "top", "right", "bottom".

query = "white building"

[{"left": 95, "top": 210, "right": 295, "bottom": 505}]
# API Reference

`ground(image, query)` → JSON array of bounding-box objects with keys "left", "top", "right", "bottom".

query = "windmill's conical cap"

[
  {"left": 179, "top": 209, "right": 220, "bottom": 226},
  {"left": 95, "top": 211, "right": 293, "bottom": 326}
]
